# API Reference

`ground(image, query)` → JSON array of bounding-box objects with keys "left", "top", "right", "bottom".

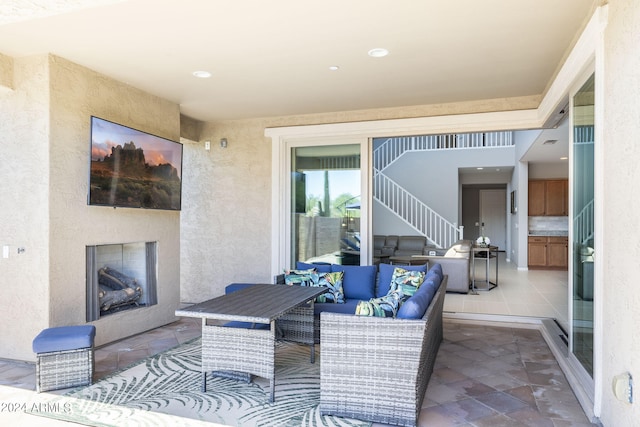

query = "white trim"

[{"left": 592, "top": 5, "right": 608, "bottom": 418}]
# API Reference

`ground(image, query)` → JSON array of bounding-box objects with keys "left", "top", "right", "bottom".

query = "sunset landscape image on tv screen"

[{"left": 89, "top": 117, "right": 183, "bottom": 210}]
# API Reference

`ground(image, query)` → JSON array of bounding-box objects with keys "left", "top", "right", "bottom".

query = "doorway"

[
  {"left": 462, "top": 185, "right": 507, "bottom": 250},
  {"left": 480, "top": 189, "right": 507, "bottom": 250}
]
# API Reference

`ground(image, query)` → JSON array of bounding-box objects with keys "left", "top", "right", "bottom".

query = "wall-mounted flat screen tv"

[{"left": 89, "top": 117, "right": 183, "bottom": 210}]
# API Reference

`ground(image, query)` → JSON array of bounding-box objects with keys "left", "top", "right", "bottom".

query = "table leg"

[
  {"left": 201, "top": 318, "right": 207, "bottom": 392},
  {"left": 269, "top": 320, "right": 276, "bottom": 403}
]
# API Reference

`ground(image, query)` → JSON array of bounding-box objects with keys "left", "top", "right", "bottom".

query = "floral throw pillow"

[
  {"left": 284, "top": 269, "right": 345, "bottom": 304},
  {"left": 284, "top": 268, "right": 317, "bottom": 286},
  {"left": 389, "top": 267, "right": 425, "bottom": 301},
  {"left": 354, "top": 267, "right": 425, "bottom": 318},
  {"left": 355, "top": 292, "right": 402, "bottom": 317},
  {"left": 315, "top": 271, "right": 345, "bottom": 304}
]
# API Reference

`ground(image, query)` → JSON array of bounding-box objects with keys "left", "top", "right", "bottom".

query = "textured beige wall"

[
  {"left": 0, "top": 55, "right": 51, "bottom": 361},
  {"left": 0, "top": 55, "right": 182, "bottom": 361},
  {"left": 600, "top": 0, "right": 640, "bottom": 424},
  {"left": 0, "top": 53, "right": 12, "bottom": 90}
]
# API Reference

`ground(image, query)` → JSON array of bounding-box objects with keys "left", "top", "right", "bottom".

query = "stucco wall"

[
  {"left": 0, "top": 55, "right": 51, "bottom": 361},
  {"left": 600, "top": 0, "right": 640, "bottom": 424},
  {"left": 0, "top": 55, "right": 182, "bottom": 361}
]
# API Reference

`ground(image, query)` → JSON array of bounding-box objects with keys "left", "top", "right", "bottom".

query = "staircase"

[{"left": 373, "top": 131, "right": 513, "bottom": 248}]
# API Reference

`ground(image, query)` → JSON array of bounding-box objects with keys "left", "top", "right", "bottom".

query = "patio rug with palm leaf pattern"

[{"left": 28, "top": 338, "right": 370, "bottom": 427}]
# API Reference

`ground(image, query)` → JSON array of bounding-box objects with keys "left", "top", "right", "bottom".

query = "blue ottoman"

[{"left": 32, "top": 325, "right": 96, "bottom": 392}]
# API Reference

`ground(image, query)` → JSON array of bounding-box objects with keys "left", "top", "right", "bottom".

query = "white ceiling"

[{"left": 0, "top": 0, "right": 596, "bottom": 123}]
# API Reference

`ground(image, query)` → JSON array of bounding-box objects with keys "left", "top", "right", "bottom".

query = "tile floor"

[
  {"left": 0, "top": 317, "right": 597, "bottom": 426},
  {"left": 445, "top": 252, "right": 569, "bottom": 332},
  {"left": 1, "top": 258, "right": 595, "bottom": 426}
]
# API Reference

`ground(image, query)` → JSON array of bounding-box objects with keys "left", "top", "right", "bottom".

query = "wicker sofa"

[
  {"left": 319, "top": 271, "right": 446, "bottom": 427},
  {"left": 275, "top": 262, "right": 433, "bottom": 341}
]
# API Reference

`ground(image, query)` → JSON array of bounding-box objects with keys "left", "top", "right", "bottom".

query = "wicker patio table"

[{"left": 175, "top": 284, "right": 326, "bottom": 402}]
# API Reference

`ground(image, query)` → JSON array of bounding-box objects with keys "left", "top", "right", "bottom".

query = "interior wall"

[{"left": 528, "top": 162, "right": 570, "bottom": 179}]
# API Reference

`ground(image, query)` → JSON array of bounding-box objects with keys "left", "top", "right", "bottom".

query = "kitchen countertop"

[{"left": 528, "top": 230, "right": 568, "bottom": 236}]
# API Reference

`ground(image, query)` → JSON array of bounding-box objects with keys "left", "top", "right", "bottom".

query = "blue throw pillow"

[
  {"left": 296, "top": 261, "right": 332, "bottom": 273},
  {"left": 377, "top": 263, "right": 428, "bottom": 297},
  {"left": 331, "top": 265, "right": 377, "bottom": 300}
]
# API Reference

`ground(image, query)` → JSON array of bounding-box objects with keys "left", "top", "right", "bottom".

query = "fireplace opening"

[{"left": 86, "top": 242, "right": 158, "bottom": 321}]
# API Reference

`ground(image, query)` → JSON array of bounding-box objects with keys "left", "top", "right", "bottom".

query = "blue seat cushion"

[
  {"left": 377, "top": 263, "right": 428, "bottom": 297},
  {"left": 32, "top": 325, "right": 96, "bottom": 354},
  {"left": 331, "top": 265, "right": 377, "bottom": 300}
]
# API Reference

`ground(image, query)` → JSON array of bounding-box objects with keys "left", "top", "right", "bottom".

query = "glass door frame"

[
  {"left": 268, "top": 134, "right": 371, "bottom": 274},
  {"left": 566, "top": 64, "right": 604, "bottom": 418}
]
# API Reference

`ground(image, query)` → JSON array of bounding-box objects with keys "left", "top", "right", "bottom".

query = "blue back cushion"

[
  {"left": 296, "top": 261, "right": 332, "bottom": 273},
  {"left": 377, "top": 263, "right": 428, "bottom": 297},
  {"left": 225, "top": 283, "right": 256, "bottom": 294},
  {"left": 427, "top": 263, "right": 444, "bottom": 281},
  {"left": 331, "top": 265, "right": 377, "bottom": 300},
  {"left": 397, "top": 278, "right": 439, "bottom": 319}
]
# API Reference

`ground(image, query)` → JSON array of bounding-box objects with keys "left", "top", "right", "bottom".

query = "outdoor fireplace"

[{"left": 86, "top": 242, "right": 158, "bottom": 321}]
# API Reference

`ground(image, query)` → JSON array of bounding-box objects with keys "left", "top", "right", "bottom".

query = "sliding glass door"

[
  {"left": 290, "top": 144, "right": 361, "bottom": 267},
  {"left": 571, "top": 73, "right": 595, "bottom": 376}
]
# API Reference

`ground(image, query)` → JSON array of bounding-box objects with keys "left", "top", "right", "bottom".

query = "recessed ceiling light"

[
  {"left": 192, "top": 70, "right": 211, "bottom": 78},
  {"left": 368, "top": 48, "right": 389, "bottom": 58},
  {"left": 560, "top": 156, "right": 568, "bottom": 160},
  {"left": 329, "top": 65, "right": 340, "bottom": 71},
  {"left": 477, "top": 167, "right": 484, "bottom": 170}
]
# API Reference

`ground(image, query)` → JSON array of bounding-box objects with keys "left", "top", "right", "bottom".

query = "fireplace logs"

[{"left": 98, "top": 267, "right": 143, "bottom": 312}]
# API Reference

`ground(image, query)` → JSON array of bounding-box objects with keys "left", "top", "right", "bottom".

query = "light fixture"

[
  {"left": 476, "top": 167, "right": 484, "bottom": 170},
  {"left": 192, "top": 70, "right": 211, "bottom": 78},
  {"left": 220, "top": 138, "right": 228, "bottom": 148},
  {"left": 368, "top": 48, "right": 389, "bottom": 58},
  {"left": 329, "top": 65, "right": 340, "bottom": 71},
  {"left": 560, "top": 156, "right": 568, "bottom": 160}
]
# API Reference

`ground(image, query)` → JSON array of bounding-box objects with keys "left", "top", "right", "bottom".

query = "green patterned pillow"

[
  {"left": 354, "top": 267, "right": 426, "bottom": 318},
  {"left": 389, "top": 267, "right": 425, "bottom": 301},
  {"left": 284, "top": 268, "right": 317, "bottom": 286},
  {"left": 315, "top": 271, "right": 345, "bottom": 304},
  {"left": 355, "top": 292, "right": 402, "bottom": 317}
]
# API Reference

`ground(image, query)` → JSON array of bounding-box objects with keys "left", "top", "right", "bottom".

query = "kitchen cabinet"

[
  {"left": 528, "top": 179, "right": 568, "bottom": 216},
  {"left": 528, "top": 236, "right": 568, "bottom": 269},
  {"left": 527, "top": 236, "right": 548, "bottom": 267}
]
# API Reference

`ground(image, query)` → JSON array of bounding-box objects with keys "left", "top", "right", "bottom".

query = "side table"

[{"left": 471, "top": 245, "right": 498, "bottom": 294}]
